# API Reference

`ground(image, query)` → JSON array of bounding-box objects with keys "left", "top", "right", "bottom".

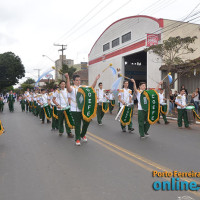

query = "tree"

[
  {"left": 60, "top": 64, "right": 77, "bottom": 79},
  {"left": 44, "top": 81, "right": 57, "bottom": 91},
  {"left": 20, "top": 78, "right": 35, "bottom": 92},
  {"left": 146, "top": 36, "right": 198, "bottom": 89},
  {"left": 23, "top": 78, "right": 35, "bottom": 85},
  {"left": 0, "top": 52, "right": 25, "bottom": 91}
]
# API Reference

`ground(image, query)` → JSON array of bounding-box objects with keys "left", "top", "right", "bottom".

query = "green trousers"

[
  {"left": 51, "top": 106, "right": 58, "bottom": 130},
  {"left": 40, "top": 107, "right": 45, "bottom": 122},
  {"left": 0, "top": 102, "right": 4, "bottom": 112},
  {"left": 8, "top": 102, "right": 14, "bottom": 112},
  {"left": 119, "top": 106, "right": 133, "bottom": 130},
  {"left": 71, "top": 112, "right": 90, "bottom": 141},
  {"left": 26, "top": 101, "right": 29, "bottom": 112},
  {"left": 97, "top": 104, "right": 104, "bottom": 124},
  {"left": 36, "top": 105, "right": 40, "bottom": 117},
  {"left": 21, "top": 103, "right": 25, "bottom": 111},
  {"left": 138, "top": 110, "right": 150, "bottom": 137},
  {"left": 177, "top": 109, "right": 189, "bottom": 128},
  {"left": 109, "top": 103, "right": 114, "bottom": 113},
  {"left": 159, "top": 112, "right": 167, "bottom": 123},
  {"left": 57, "top": 110, "right": 71, "bottom": 135}
]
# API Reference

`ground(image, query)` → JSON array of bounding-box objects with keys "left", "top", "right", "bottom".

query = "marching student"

[
  {"left": 7, "top": 90, "right": 15, "bottom": 112},
  {"left": 37, "top": 89, "right": 51, "bottom": 124},
  {"left": 108, "top": 90, "right": 115, "bottom": 114},
  {"left": 157, "top": 88, "right": 169, "bottom": 124},
  {"left": 53, "top": 81, "right": 74, "bottom": 138},
  {"left": 20, "top": 96, "right": 26, "bottom": 112},
  {"left": 65, "top": 73, "right": 100, "bottom": 146},
  {"left": 0, "top": 97, "right": 4, "bottom": 112},
  {"left": 24, "top": 88, "right": 30, "bottom": 112},
  {"left": 131, "top": 79, "right": 162, "bottom": 138},
  {"left": 50, "top": 87, "right": 59, "bottom": 131},
  {"left": 96, "top": 82, "right": 108, "bottom": 125},
  {"left": 175, "top": 88, "right": 190, "bottom": 128},
  {"left": 118, "top": 80, "right": 134, "bottom": 133}
]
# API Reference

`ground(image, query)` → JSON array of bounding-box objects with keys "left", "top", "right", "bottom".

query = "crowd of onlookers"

[{"left": 168, "top": 85, "right": 200, "bottom": 115}]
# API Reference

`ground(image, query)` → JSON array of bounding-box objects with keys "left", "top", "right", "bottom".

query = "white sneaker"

[
  {"left": 76, "top": 140, "right": 81, "bottom": 146},
  {"left": 99, "top": 123, "right": 102, "bottom": 126},
  {"left": 81, "top": 136, "right": 87, "bottom": 142}
]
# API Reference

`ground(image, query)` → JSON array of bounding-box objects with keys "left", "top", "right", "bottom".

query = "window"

[
  {"left": 112, "top": 38, "right": 120, "bottom": 48},
  {"left": 122, "top": 32, "right": 131, "bottom": 43},
  {"left": 103, "top": 43, "right": 110, "bottom": 51}
]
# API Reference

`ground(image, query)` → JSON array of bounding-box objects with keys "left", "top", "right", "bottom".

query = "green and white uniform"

[
  {"left": 96, "top": 88, "right": 106, "bottom": 124},
  {"left": 50, "top": 91, "right": 58, "bottom": 130},
  {"left": 118, "top": 88, "right": 133, "bottom": 131},
  {"left": 136, "top": 90, "right": 150, "bottom": 137},
  {"left": 108, "top": 92, "right": 115, "bottom": 114},
  {"left": 159, "top": 93, "right": 168, "bottom": 123},
  {"left": 53, "top": 89, "right": 71, "bottom": 135},
  {"left": 175, "top": 94, "right": 189, "bottom": 128},
  {"left": 69, "top": 85, "right": 90, "bottom": 141},
  {"left": 24, "top": 91, "right": 30, "bottom": 112},
  {"left": 38, "top": 93, "right": 50, "bottom": 123},
  {"left": 8, "top": 94, "right": 15, "bottom": 112}
]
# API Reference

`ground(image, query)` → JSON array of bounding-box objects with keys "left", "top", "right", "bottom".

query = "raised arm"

[
  {"left": 65, "top": 73, "right": 73, "bottom": 93},
  {"left": 130, "top": 79, "right": 138, "bottom": 94},
  {"left": 91, "top": 74, "right": 100, "bottom": 88},
  {"left": 155, "top": 81, "right": 163, "bottom": 91}
]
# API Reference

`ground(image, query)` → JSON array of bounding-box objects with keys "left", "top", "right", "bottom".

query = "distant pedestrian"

[
  {"left": 191, "top": 88, "right": 199, "bottom": 114},
  {"left": 169, "top": 90, "right": 175, "bottom": 115}
]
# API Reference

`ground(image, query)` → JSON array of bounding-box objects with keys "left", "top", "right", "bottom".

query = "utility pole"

[{"left": 54, "top": 44, "right": 67, "bottom": 80}]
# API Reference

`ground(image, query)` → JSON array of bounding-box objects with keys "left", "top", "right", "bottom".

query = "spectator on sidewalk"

[
  {"left": 191, "top": 88, "right": 199, "bottom": 114},
  {"left": 169, "top": 90, "right": 175, "bottom": 115}
]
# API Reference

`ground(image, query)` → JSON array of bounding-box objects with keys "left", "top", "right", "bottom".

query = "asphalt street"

[{"left": 0, "top": 103, "right": 200, "bottom": 200}]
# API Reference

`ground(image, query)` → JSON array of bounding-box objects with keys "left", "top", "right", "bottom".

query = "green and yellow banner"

[
  {"left": 160, "top": 104, "right": 168, "bottom": 115},
  {"left": 120, "top": 106, "right": 133, "bottom": 126},
  {"left": 0, "top": 120, "right": 4, "bottom": 136},
  {"left": 140, "top": 89, "right": 160, "bottom": 125},
  {"left": 43, "top": 105, "right": 52, "bottom": 120},
  {"left": 110, "top": 100, "right": 115, "bottom": 107},
  {"left": 77, "top": 86, "right": 97, "bottom": 122},
  {"left": 63, "top": 108, "right": 75, "bottom": 129},
  {"left": 102, "top": 102, "right": 109, "bottom": 113}
]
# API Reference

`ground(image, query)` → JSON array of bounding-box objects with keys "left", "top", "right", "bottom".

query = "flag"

[
  {"left": 111, "top": 77, "right": 122, "bottom": 95},
  {"left": 35, "top": 68, "right": 54, "bottom": 86},
  {"left": 109, "top": 66, "right": 117, "bottom": 76},
  {"left": 168, "top": 73, "right": 173, "bottom": 84}
]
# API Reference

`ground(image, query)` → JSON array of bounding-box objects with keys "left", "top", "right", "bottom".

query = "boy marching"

[
  {"left": 53, "top": 81, "right": 73, "bottom": 137},
  {"left": 118, "top": 80, "right": 134, "bottom": 133},
  {"left": 131, "top": 79, "right": 162, "bottom": 138},
  {"left": 65, "top": 73, "right": 100, "bottom": 146},
  {"left": 175, "top": 89, "right": 190, "bottom": 128}
]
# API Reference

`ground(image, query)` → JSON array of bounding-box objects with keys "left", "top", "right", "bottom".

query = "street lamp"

[{"left": 42, "top": 55, "right": 55, "bottom": 63}]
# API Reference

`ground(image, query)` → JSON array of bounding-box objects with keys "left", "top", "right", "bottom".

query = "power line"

[
  {"left": 67, "top": 0, "right": 133, "bottom": 44},
  {"left": 55, "top": 0, "right": 105, "bottom": 43}
]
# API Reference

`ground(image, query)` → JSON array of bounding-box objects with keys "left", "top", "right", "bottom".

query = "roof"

[
  {"left": 88, "top": 15, "right": 163, "bottom": 56},
  {"left": 160, "top": 57, "right": 200, "bottom": 72}
]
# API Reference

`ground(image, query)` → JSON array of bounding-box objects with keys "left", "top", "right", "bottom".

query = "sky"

[{"left": 0, "top": 0, "right": 200, "bottom": 86}]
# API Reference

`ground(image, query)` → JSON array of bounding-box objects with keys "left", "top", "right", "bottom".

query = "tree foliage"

[
  {"left": 0, "top": 52, "right": 25, "bottom": 91},
  {"left": 146, "top": 36, "right": 197, "bottom": 72},
  {"left": 20, "top": 78, "right": 35, "bottom": 92},
  {"left": 60, "top": 64, "right": 77, "bottom": 79}
]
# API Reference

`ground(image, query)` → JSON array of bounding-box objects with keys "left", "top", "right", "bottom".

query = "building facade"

[
  {"left": 88, "top": 15, "right": 200, "bottom": 92},
  {"left": 55, "top": 55, "right": 74, "bottom": 81}
]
